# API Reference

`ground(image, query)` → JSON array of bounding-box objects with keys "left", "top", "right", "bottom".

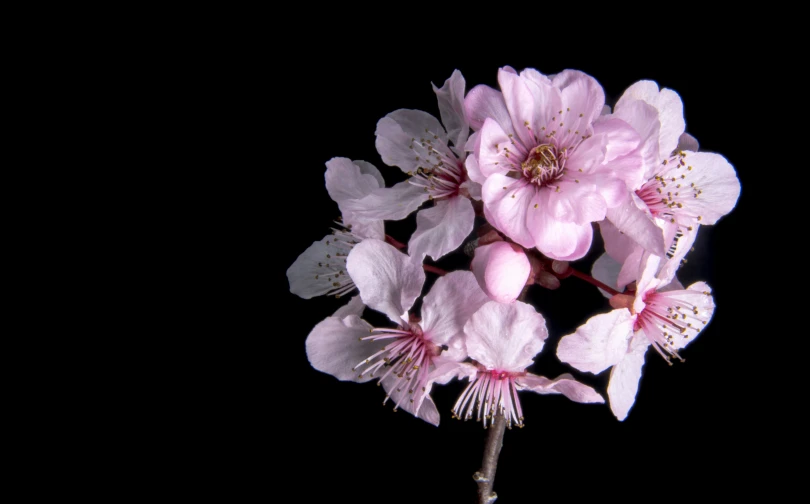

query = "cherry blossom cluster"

[{"left": 289, "top": 67, "right": 740, "bottom": 424}]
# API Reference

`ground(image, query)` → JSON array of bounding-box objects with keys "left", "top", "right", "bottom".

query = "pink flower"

[
  {"left": 557, "top": 253, "right": 715, "bottom": 420},
  {"left": 600, "top": 81, "right": 740, "bottom": 284},
  {"left": 286, "top": 158, "right": 385, "bottom": 299},
  {"left": 464, "top": 67, "right": 643, "bottom": 260},
  {"left": 305, "top": 239, "right": 490, "bottom": 425},
  {"left": 470, "top": 241, "right": 530, "bottom": 303},
  {"left": 341, "top": 71, "right": 477, "bottom": 262},
  {"left": 451, "top": 301, "right": 604, "bottom": 428}
]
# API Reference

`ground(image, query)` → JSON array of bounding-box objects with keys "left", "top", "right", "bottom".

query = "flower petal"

[
  {"left": 346, "top": 239, "right": 426, "bottom": 324},
  {"left": 605, "top": 196, "right": 667, "bottom": 256},
  {"left": 287, "top": 236, "right": 351, "bottom": 299},
  {"left": 464, "top": 301, "right": 548, "bottom": 372},
  {"left": 471, "top": 241, "right": 531, "bottom": 304},
  {"left": 517, "top": 373, "right": 604, "bottom": 404},
  {"left": 552, "top": 70, "right": 605, "bottom": 128},
  {"left": 381, "top": 375, "right": 440, "bottom": 426},
  {"left": 599, "top": 219, "right": 639, "bottom": 265},
  {"left": 477, "top": 118, "right": 517, "bottom": 177},
  {"left": 375, "top": 109, "right": 449, "bottom": 174},
  {"left": 324, "top": 157, "right": 384, "bottom": 204},
  {"left": 677, "top": 132, "right": 699, "bottom": 152},
  {"left": 557, "top": 309, "right": 635, "bottom": 374},
  {"left": 332, "top": 294, "right": 365, "bottom": 319},
  {"left": 340, "top": 180, "right": 429, "bottom": 223},
  {"left": 675, "top": 152, "right": 740, "bottom": 225},
  {"left": 482, "top": 174, "right": 536, "bottom": 248},
  {"left": 306, "top": 314, "right": 383, "bottom": 383},
  {"left": 432, "top": 69, "right": 469, "bottom": 149},
  {"left": 591, "top": 252, "right": 623, "bottom": 298},
  {"left": 464, "top": 147, "right": 487, "bottom": 185},
  {"left": 611, "top": 98, "right": 662, "bottom": 180},
  {"left": 464, "top": 84, "right": 513, "bottom": 134},
  {"left": 420, "top": 271, "right": 490, "bottom": 357},
  {"left": 607, "top": 333, "right": 650, "bottom": 421},
  {"left": 527, "top": 190, "right": 594, "bottom": 261},
  {"left": 498, "top": 68, "right": 539, "bottom": 149},
  {"left": 408, "top": 196, "right": 475, "bottom": 262},
  {"left": 616, "top": 80, "right": 685, "bottom": 157}
]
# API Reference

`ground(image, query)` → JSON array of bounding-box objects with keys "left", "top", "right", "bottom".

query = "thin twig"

[{"left": 474, "top": 413, "right": 507, "bottom": 503}]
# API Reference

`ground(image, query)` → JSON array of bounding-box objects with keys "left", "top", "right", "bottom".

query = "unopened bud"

[{"left": 551, "top": 260, "right": 569, "bottom": 275}]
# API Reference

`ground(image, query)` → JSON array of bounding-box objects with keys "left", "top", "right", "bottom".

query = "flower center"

[
  {"left": 452, "top": 368, "right": 525, "bottom": 429},
  {"left": 521, "top": 144, "right": 566, "bottom": 187},
  {"left": 352, "top": 319, "right": 441, "bottom": 412}
]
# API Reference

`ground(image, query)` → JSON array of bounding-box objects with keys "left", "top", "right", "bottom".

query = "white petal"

[
  {"left": 557, "top": 309, "right": 635, "bottom": 374},
  {"left": 324, "top": 157, "right": 383, "bottom": 205},
  {"left": 381, "top": 375, "right": 440, "bottom": 426},
  {"left": 464, "top": 301, "right": 548, "bottom": 372},
  {"left": 408, "top": 196, "right": 475, "bottom": 262},
  {"left": 605, "top": 196, "right": 667, "bottom": 257},
  {"left": 676, "top": 152, "right": 740, "bottom": 225},
  {"left": 591, "top": 253, "right": 622, "bottom": 298},
  {"left": 332, "top": 294, "right": 365, "bottom": 319},
  {"left": 432, "top": 69, "right": 469, "bottom": 149},
  {"left": 420, "top": 271, "right": 489, "bottom": 353},
  {"left": 346, "top": 239, "right": 425, "bottom": 324},
  {"left": 517, "top": 373, "right": 605, "bottom": 404},
  {"left": 287, "top": 236, "right": 351, "bottom": 299},
  {"left": 616, "top": 81, "right": 685, "bottom": 158},
  {"left": 599, "top": 219, "right": 639, "bottom": 265},
  {"left": 306, "top": 314, "right": 383, "bottom": 383},
  {"left": 607, "top": 334, "right": 650, "bottom": 421},
  {"left": 340, "top": 180, "right": 429, "bottom": 223},
  {"left": 375, "top": 109, "right": 449, "bottom": 174}
]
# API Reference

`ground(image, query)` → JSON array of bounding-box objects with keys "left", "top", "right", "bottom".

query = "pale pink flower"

[
  {"left": 342, "top": 71, "right": 477, "bottom": 262},
  {"left": 451, "top": 301, "right": 604, "bottom": 428},
  {"left": 464, "top": 67, "right": 643, "bottom": 261},
  {"left": 306, "top": 239, "right": 489, "bottom": 425},
  {"left": 470, "top": 241, "right": 530, "bottom": 303},
  {"left": 600, "top": 81, "right": 740, "bottom": 284},
  {"left": 286, "top": 158, "right": 385, "bottom": 299},
  {"left": 557, "top": 253, "right": 715, "bottom": 420}
]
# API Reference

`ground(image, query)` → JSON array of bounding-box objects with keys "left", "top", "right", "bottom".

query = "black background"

[{"left": 272, "top": 49, "right": 764, "bottom": 502}]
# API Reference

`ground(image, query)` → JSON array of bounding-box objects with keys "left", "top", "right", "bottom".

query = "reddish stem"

[
  {"left": 422, "top": 264, "right": 448, "bottom": 276},
  {"left": 385, "top": 235, "right": 406, "bottom": 249},
  {"left": 568, "top": 268, "right": 621, "bottom": 296}
]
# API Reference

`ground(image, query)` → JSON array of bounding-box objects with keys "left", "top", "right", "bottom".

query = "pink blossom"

[
  {"left": 601, "top": 81, "right": 740, "bottom": 283},
  {"left": 287, "top": 158, "right": 385, "bottom": 299},
  {"left": 306, "top": 239, "right": 489, "bottom": 425},
  {"left": 557, "top": 254, "right": 715, "bottom": 420},
  {"left": 470, "top": 241, "right": 530, "bottom": 303},
  {"left": 464, "top": 67, "right": 643, "bottom": 260},
  {"left": 451, "top": 301, "right": 604, "bottom": 428},
  {"left": 342, "top": 71, "right": 477, "bottom": 262}
]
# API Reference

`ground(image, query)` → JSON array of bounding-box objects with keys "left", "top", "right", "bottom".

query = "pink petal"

[
  {"left": 557, "top": 309, "right": 635, "bottom": 374},
  {"left": 464, "top": 147, "right": 487, "bottom": 185},
  {"left": 306, "top": 314, "right": 384, "bottom": 383},
  {"left": 471, "top": 241, "right": 531, "bottom": 304},
  {"left": 477, "top": 118, "right": 515, "bottom": 177},
  {"left": 611, "top": 99, "right": 662, "bottom": 180},
  {"left": 408, "top": 196, "right": 475, "bottom": 262},
  {"left": 598, "top": 219, "right": 639, "bottom": 265},
  {"left": 675, "top": 152, "right": 740, "bottom": 225},
  {"left": 420, "top": 271, "right": 490, "bottom": 358},
  {"left": 616, "top": 81, "right": 685, "bottom": 158},
  {"left": 432, "top": 69, "right": 469, "bottom": 149},
  {"left": 324, "top": 157, "right": 384, "bottom": 204},
  {"left": 332, "top": 294, "right": 365, "bottom": 319},
  {"left": 375, "top": 109, "right": 448, "bottom": 174},
  {"left": 526, "top": 190, "right": 594, "bottom": 261},
  {"left": 498, "top": 69, "right": 539, "bottom": 148},
  {"left": 464, "top": 84, "right": 513, "bottom": 134},
  {"left": 340, "top": 180, "right": 429, "bottom": 223},
  {"left": 607, "top": 333, "right": 650, "bottom": 421},
  {"left": 346, "top": 239, "right": 426, "bottom": 324},
  {"left": 464, "top": 301, "right": 548, "bottom": 372},
  {"left": 605, "top": 196, "right": 667, "bottom": 256},
  {"left": 481, "top": 174, "right": 536, "bottom": 248},
  {"left": 517, "top": 373, "right": 605, "bottom": 404},
  {"left": 551, "top": 70, "right": 605, "bottom": 127},
  {"left": 590, "top": 117, "right": 644, "bottom": 188},
  {"left": 547, "top": 180, "right": 608, "bottom": 225},
  {"left": 617, "top": 246, "right": 645, "bottom": 292},
  {"left": 591, "top": 253, "right": 623, "bottom": 298}
]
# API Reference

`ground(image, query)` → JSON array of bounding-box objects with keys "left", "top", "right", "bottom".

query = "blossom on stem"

[
  {"left": 557, "top": 253, "right": 715, "bottom": 420},
  {"left": 601, "top": 81, "right": 740, "bottom": 285},
  {"left": 451, "top": 301, "right": 604, "bottom": 428},
  {"left": 342, "top": 71, "right": 477, "bottom": 262},
  {"left": 464, "top": 67, "right": 644, "bottom": 260},
  {"left": 287, "top": 158, "right": 385, "bottom": 299},
  {"left": 305, "top": 239, "right": 490, "bottom": 425}
]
